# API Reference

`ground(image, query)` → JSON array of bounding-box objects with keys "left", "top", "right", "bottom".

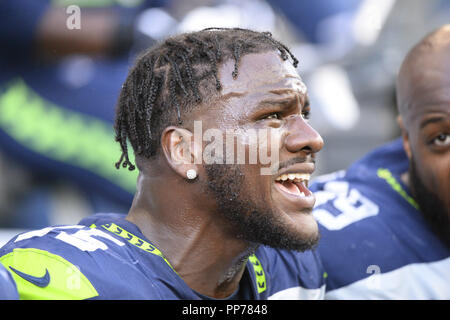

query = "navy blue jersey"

[
  {"left": 0, "top": 213, "right": 325, "bottom": 300},
  {"left": 0, "top": 263, "right": 18, "bottom": 300},
  {"left": 310, "top": 138, "right": 450, "bottom": 299}
]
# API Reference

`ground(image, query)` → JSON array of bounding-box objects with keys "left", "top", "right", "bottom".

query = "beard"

[
  {"left": 204, "top": 163, "right": 319, "bottom": 252},
  {"left": 409, "top": 159, "right": 450, "bottom": 249}
]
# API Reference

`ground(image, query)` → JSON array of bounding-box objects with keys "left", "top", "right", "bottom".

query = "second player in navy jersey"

[
  {"left": 311, "top": 25, "right": 450, "bottom": 299},
  {"left": 311, "top": 139, "right": 449, "bottom": 299}
]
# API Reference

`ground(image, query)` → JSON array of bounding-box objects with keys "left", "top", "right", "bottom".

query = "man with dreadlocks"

[{"left": 0, "top": 28, "right": 326, "bottom": 299}]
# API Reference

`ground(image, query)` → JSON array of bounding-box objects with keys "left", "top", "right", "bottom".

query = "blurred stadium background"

[{"left": 0, "top": 0, "right": 449, "bottom": 246}]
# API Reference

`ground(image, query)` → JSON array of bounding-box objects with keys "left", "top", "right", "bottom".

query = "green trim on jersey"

[
  {"left": 0, "top": 79, "right": 137, "bottom": 194},
  {"left": 100, "top": 223, "right": 176, "bottom": 271},
  {"left": 377, "top": 168, "right": 419, "bottom": 210},
  {"left": 0, "top": 248, "right": 98, "bottom": 300},
  {"left": 100, "top": 222, "right": 269, "bottom": 294},
  {"left": 248, "top": 254, "right": 266, "bottom": 294}
]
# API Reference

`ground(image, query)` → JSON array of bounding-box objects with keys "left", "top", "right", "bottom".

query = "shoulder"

[
  {"left": 0, "top": 263, "right": 18, "bottom": 300},
  {"left": 0, "top": 224, "right": 126, "bottom": 256},
  {"left": 0, "top": 224, "right": 157, "bottom": 299},
  {"left": 309, "top": 140, "right": 450, "bottom": 297},
  {"left": 310, "top": 139, "right": 411, "bottom": 232},
  {"left": 255, "top": 246, "right": 326, "bottom": 299},
  {"left": 309, "top": 145, "right": 405, "bottom": 288}
]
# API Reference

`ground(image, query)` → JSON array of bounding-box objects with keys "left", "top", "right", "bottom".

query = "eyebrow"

[
  {"left": 420, "top": 116, "right": 446, "bottom": 129},
  {"left": 258, "top": 94, "right": 309, "bottom": 110},
  {"left": 258, "top": 96, "right": 296, "bottom": 107},
  {"left": 221, "top": 91, "right": 246, "bottom": 101}
]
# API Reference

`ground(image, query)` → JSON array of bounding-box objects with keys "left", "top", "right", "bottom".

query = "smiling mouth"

[{"left": 274, "top": 173, "right": 311, "bottom": 198}]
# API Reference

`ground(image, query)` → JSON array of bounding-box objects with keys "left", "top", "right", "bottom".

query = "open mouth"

[{"left": 274, "top": 173, "right": 311, "bottom": 198}]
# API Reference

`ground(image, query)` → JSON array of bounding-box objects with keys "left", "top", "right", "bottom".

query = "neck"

[{"left": 126, "top": 175, "right": 255, "bottom": 298}]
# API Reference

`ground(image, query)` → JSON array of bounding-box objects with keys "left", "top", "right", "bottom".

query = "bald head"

[
  {"left": 396, "top": 24, "right": 450, "bottom": 121},
  {"left": 395, "top": 25, "right": 450, "bottom": 246}
]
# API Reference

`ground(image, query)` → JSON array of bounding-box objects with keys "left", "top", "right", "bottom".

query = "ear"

[
  {"left": 397, "top": 115, "right": 412, "bottom": 160},
  {"left": 161, "top": 126, "right": 202, "bottom": 179}
]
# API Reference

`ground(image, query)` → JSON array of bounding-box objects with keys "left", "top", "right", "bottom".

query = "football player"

[
  {"left": 1, "top": 28, "right": 326, "bottom": 300},
  {"left": 311, "top": 25, "right": 450, "bottom": 299}
]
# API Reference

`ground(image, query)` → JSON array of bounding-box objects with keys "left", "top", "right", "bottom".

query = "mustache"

[{"left": 277, "top": 156, "right": 315, "bottom": 171}]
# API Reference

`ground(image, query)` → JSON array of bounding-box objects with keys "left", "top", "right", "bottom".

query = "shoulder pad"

[{"left": 1, "top": 248, "right": 98, "bottom": 299}]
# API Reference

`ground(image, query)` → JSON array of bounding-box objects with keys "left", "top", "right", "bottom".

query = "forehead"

[
  {"left": 400, "top": 50, "right": 450, "bottom": 124},
  {"left": 218, "top": 51, "right": 306, "bottom": 98}
]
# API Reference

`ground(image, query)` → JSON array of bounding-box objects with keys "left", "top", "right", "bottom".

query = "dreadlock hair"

[{"left": 114, "top": 27, "right": 299, "bottom": 171}]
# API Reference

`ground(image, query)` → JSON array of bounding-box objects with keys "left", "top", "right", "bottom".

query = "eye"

[
  {"left": 264, "top": 113, "right": 281, "bottom": 120},
  {"left": 302, "top": 109, "right": 310, "bottom": 120},
  {"left": 432, "top": 133, "right": 450, "bottom": 146}
]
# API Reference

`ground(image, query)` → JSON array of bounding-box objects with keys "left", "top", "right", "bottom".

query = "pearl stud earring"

[{"left": 186, "top": 169, "right": 197, "bottom": 180}]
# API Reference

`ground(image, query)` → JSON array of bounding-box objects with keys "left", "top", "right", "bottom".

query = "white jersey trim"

[
  {"left": 268, "top": 285, "right": 325, "bottom": 300},
  {"left": 325, "top": 257, "right": 450, "bottom": 300}
]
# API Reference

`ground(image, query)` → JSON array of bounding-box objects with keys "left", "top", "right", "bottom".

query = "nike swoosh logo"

[{"left": 9, "top": 266, "right": 50, "bottom": 288}]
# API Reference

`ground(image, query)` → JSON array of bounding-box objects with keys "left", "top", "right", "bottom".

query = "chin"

[
  {"left": 288, "top": 210, "right": 320, "bottom": 241},
  {"left": 259, "top": 205, "right": 321, "bottom": 251}
]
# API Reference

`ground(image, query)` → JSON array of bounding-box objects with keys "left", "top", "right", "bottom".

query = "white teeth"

[
  {"left": 299, "top": 192, "right": 305, "bottom": 197},
  {"left": 276, "top": 173, "right": 310, "bottom": 182}
]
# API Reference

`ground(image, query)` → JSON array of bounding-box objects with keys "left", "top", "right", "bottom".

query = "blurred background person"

[
  {"left": 0, "top": 0, "right": 175, "bottom": 231},
  {"left": 0, "top": 0, "right": 449, "bottom": 245},
  {"left": 310, "top": 25, "right": 450, "bottom": 299}
]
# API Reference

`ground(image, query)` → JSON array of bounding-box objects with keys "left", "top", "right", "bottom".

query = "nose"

[{"left": 284, "top": 117, "right": 324, "bottom": 155}]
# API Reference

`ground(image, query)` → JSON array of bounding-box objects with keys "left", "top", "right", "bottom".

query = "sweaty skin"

[
  {"left": 214, "top": 52, "right": 322, "bottom": 237},
  {"left": 126, "top": 51, "right": 323, "bottom": 298},
  {"left": 397, "top": 25, "right": 450, "bottom": 217},
  {"left": 396, "top": 25, "right": 450, "bottom": 250}
]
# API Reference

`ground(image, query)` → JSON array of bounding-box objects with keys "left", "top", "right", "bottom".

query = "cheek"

[
  {"left": 257, "top": 128, "right": 283, "bottom": 172},
  {"left": 233, "top": 128, "right": 283, "bottom": 167},
  {"left": 237, "top": 164, "right": 274, "bottom": 208},
  {"left": 234, "top": 144, "right": 276, "bottom": 204},
  {"left": 414, "top": 153, "right": 450, "bottom": 198},
  {"left": 431, "top": 161, "right": 450, "bottom": 202}
]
